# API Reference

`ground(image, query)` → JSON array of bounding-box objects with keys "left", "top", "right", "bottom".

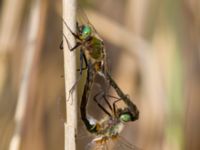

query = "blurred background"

[{"left": 0, "top": 0, "right": 199, "bottom": 150}]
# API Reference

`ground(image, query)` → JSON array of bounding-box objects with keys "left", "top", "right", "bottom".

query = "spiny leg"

[
  {"left": 99, "top": 94, "right": 126, "bottom": 115},
  {"left": 94, "top": 91, "right": 114, "bottom": 112},
  {"left": 102, "top": 95, "right": 113, "bottom": 112},
  {"left": 94, "top": 91, "right": 114, "bottom": 113},
  {"left": 60, "top": 37, "right": 81, "bottom": 51},
  {"left": 78, "top": 49, "right": 88, "bottom": 75},
  {"left": 62, "top": 18, "right": 81, "bottom": 40},
  {"left": 76, "top": 22, "right": 82, "bottom": 35},
  {"left": 94, "top": 91, "right": 112, "bottom": 117},
  {"left": 76, "top": 52, "right": 88, "bottom": 72},
  {"left": 112, "top": 99, "right": 123, "bottom": 117},
  {"left": 61, "top": 18, "right": 82, "bottom": 51},
  {"left": 67, "top": 50, "right": 88, "bottom": 102},
  {"left": 102, "top": 94, "right": 123, "bottom": 116},
  {"left": 61, "top": 32, "right": 82, "bottom": 51},
  {"left": 60, "top": 54, "right": 87, "bottom": 78},
  {"left": 94, "top": 91, "right": 127, "bottom": 116},
  {"left": 76, "top": 67, "right": 87, "bottom": 72}
]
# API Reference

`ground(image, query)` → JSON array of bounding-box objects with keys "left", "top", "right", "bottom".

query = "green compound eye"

[
  {"left": 120, "top": 113, "right": 132, "bottom": 122},
  {"left": 81, "top": 25, "right": 92, "bottom": 39}
]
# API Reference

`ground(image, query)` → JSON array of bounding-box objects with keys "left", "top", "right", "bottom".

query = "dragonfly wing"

[
  {"left": 76, "top": 5, "right": 90, "bottom": 25},
  {"left": 114, "top": 136, "right": 142, "bottom": 150},
  {"left": 76, "top": 6, "right": 103, "bottom": 40},
  {"left": 86, "top": 141, "right": 107, "bottom": 150}
]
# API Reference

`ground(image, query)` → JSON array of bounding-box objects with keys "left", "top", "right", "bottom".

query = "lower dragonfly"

[
  {"left": 105, "top": 72, "right": 139, "bottom": 119},
  {"left": 80, "top": 65, "right": 140, "bottom": 150}
]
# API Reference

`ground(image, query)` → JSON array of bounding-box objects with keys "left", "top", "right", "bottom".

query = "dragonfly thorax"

[
  {"left": 83, "top": 38, "right": 105, "bottom": 73},
  {"left": 83, "top": 37, "right": 105, "bottom": 60}
]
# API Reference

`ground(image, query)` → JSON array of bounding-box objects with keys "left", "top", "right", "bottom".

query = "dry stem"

[
  {"left": 9, "top": 0, "right": 41, "bottom": 149},
  {"left": 62, "top": 0, "right": 77, "bottom": 150}
]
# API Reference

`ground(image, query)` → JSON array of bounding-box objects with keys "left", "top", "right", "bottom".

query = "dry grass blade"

[
  {"left": 9, "top": 0, "right": 41, "bottom": 150},
  {"left": 62, "top": 0, "right": 77, "bottom": 150}
]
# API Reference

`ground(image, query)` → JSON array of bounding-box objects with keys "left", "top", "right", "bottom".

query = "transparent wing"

[
  {"left": 115, "top": 136, "right": 142, "bottom": 150},
  {"left": 86, "top": 138, "right": 110, "bottom": 150},
  {"left": 76, "top": 120, "right": 95, "bottom": 150},
  {"left": 85, "top": 136, "right": 141, "bottom": 150},
  {"left": 76, "top": 6, "right": 103, "bottom": 40},
  {"left": 76, "top": 5, "right": 90, "bottom": 25},
  {"left": 86, "top": 142, "right": 105, "bottom": 150}
]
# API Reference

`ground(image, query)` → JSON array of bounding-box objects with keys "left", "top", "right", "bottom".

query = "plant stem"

[
  {"left": 62, "top": 0, "right": 77, "bottom": 150},
  {"left": 9, "top": 0, "right": 41, "bottom": 150}
]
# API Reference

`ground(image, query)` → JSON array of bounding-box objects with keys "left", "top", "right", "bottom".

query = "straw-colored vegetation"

[{"left": 0, "top": 0, "right": 199, "bottom": 150}]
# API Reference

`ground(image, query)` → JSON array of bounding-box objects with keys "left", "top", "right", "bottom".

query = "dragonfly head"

[
  {"left": 80, "top": 25, "right": 92, "bottom": 40},
  {"left": 123, "top": 95, "right": 140, "bottom": 121},
  {"left": 118, "top": 107, "right": 139, "bottom": 122},
  {"left": 119, "top": 112, "right": 134, "bottom": 122}
]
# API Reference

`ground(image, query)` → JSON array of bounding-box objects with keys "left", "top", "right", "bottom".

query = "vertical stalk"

[
  {"left": 62, "top": 0, "right": 77, "bottom": 150},
  {"left": 9, "top": 0, "right": 41, "bottom": 150}
]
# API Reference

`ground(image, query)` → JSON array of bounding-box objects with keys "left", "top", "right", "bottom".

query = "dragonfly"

[
  {"left": 80, "top": 65, "right": 140, "bottom": 150},
  {"left": 61, "top": 8, "right": 140, "bottom": 149},
  {"left": 61, "top": 8, "right": 107, "bottom": 99}
]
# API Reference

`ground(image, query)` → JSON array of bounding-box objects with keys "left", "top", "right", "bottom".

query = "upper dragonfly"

[
  {"left": 61, "top": 8, "right": 107, "bottom": 74},
  {"left": 61, "top": 8, "right": 107, "bottom": 97}
]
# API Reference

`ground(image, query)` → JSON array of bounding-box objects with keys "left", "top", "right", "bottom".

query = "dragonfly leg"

[
  {"left": 62, "top": 32, "right": 82, "bottom": 51},
  {"left": 62, "top": 18, "right": 81, "bottom": 40},
  {"left": 94, "top": 91, "right": 112, "bottom": 117},
  {"left": 70, "top": 42, "right": 82, "bottom": 51},
  {"left": 76, "top": 67, "right": 87, "bottom": 72},
  {"left": 67, "top": 51, "right": 86, "bottom": 102},
  {"left": 73, "top": 50, "right": 88, "bottom": 89},
  {"left": 82, "top": 51, "right": 88, "bottom": 68},
  {"left": 109, "top": 97, "right": 123, "bottom": 117},
  {"left": 67, "top": 50, "right": 89, "bottom": 102},
  {"left": 67, "top": 76, "right": 82, "bottom": 102},
  {"left": 94, "top": 91, "right": 113, "bottom": 112},
  {"left": 101, "top": 94, "right": 123, "bottom": 115},
  {"left": 76, "top": 22, "right": 81, "bottom": 35},
  {"left": 102, "top": 95, "right": 113, "bottom": 112},
  {"left": 113, "top": 99, "right": 124, "bottom": 117},
  {"left": 77, "top": 49, "right": 88, "bottom": 74}
]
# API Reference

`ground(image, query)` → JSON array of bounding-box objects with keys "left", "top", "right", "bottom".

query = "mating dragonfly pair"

[{"left": 61, "top": 8, "right": 140, "bottom": 150}]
